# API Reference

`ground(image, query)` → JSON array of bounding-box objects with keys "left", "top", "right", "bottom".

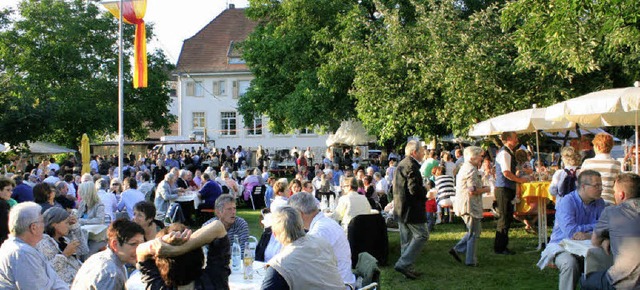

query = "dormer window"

[{"left": 227, "top": 41, "right": 246, "bottom": 64}]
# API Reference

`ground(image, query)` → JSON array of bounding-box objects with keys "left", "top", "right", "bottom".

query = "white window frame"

[
  {"left": 221, "top": 112, "right": 237, "bottom": 136},
  {"left": 192, "top": 112, "right": 205, "bottom": 130},
  {"left": 246, "top": 116, "right": 263, "bottom": 136}
]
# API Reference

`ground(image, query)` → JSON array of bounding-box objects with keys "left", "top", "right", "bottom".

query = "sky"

[{"left": 1, "top": 0, "right": 250, "bottom": 64}]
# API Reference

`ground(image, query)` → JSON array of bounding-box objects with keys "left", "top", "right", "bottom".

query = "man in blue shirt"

[
  {"left": 198, "top": 173, "right": 222, "bottom": 208},
  {"left": 11, "top": 175, "right": 33, "bottom": 203},
  {"left": 537, "top": 170, "right": 606, "bottom": 290}
]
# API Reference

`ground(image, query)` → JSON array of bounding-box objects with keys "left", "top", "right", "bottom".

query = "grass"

[{"left": 236, "top": 209, "right": 559, "bottom": 290}]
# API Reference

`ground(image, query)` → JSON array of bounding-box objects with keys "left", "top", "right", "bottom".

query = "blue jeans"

[
  {"left": 453, "top": 215, "right": 481, "bottom": 265},
  {"left": 426, "top": 212, "right": 436, "bottom": 232},
  {"left": 395, "top": 222, "right": 429, "bottom": 270}
]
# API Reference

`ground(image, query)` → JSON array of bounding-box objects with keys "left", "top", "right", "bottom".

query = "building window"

[
  {"left": 299, "top": 127, "right": 315, "bottom": 135},
  {"left": 232, "top": 80, "right": 251, "bottom": 98},
  {"left": 221, "top": 112, "right": 237, "bottom": 136},
  {"left": 192, "top": 112, "right": 205, "bottom": 130},
  {"left": 247, "top": 116, "right": 263, "bottom": 135},
  {"left": 186, "top": 81, "right": 204, "bottom": 97},
  {"left": 213, "top": 80, "right": 226, "bottom": 96}
]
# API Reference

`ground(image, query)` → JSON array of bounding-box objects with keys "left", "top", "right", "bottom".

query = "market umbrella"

[
  {"left": 81, "top": 134, "right": 91, "bottom": 174},
  {"left": 469, "top": 106, "right": 575, "bottom": 250},
  {"left": 545, "top": 86, "right": 640, "bottom": 173}
]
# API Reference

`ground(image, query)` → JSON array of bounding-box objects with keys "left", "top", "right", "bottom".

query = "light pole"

[{"left": 117, "top": 0, "right": 124, "bottom": 180}]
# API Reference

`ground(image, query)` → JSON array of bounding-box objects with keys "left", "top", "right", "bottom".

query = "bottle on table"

[{"left": 231, "top": 235, "right": 242, "bottom": 273}]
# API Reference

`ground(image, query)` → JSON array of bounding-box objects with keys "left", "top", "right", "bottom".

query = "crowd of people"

[{"left": 0, "top": 134, "right": 638, "bottom": 289}]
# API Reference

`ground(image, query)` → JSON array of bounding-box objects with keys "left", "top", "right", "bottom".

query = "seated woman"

[
  {"left": 140, "top": 219, "right": 228, "bottom": 289},
  {"left": 36, "top": 207, "right": 87, "bottom": 285},
  {"left": 262, "top": 206, "right": 344, "bottom": 289},
  {"left": 77, "top": 182, "right": 105, "bottom": 225},
  {"left": 133, "top": 201, "right": 164, "bottom": 241},
  {"left": 220, "top": 171, "right": 240, "bottom": 199},
  {"left": 270, "top": 179, "right": 290, "bottom": 214},
  {"left": 242, "top": 168, "right": 263, "bottom": 201}
]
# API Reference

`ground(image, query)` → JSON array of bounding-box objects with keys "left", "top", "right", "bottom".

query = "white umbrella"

[
  {"left": 469, "top": 106, "right": 576, "bottom": 251},
  {"left": 545, "top": 86, "right": 640, "bottom": 173},
  {"left": 469, "top": 107, "right": 575, "bottom": 137}
]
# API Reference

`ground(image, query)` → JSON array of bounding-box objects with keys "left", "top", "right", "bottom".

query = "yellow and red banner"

[{"left": 102, "top": 0, "right": 148, "bottom": 88}]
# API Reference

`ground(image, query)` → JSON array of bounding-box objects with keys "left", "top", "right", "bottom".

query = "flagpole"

[{"left": 118, "top": 0, "right": 124, "bottom": 180}]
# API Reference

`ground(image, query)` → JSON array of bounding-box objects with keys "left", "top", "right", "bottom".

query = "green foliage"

[
  {"left": 241, "top": 0, "right": 640, "bottom": 142},
  {"left": 0, "top": 0, "right": 175, "bottom": 149}
]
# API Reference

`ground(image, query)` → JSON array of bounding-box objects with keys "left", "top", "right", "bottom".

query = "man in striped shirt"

[{"left": 581, "top": 133, "right": 622, "bottom": 205}]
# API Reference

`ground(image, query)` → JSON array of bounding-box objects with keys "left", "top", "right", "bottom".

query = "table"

[
  {"left": 175, "top": 191, "right": 201, "bottom": 209},
  {"left": 125, "top": 261, "right": 268, "bottom": 290},
  {"left": 81, "top": 224, "right": 108, "bottom": 241},
  {"left": 560, "top": 239, "right": 613, "bottom": 275},
  {"left": 519, "top": 181, "right": 552, "bottom": 250},
  {"left": 228, "top": 261, "right": 267, "bottom": 290}
]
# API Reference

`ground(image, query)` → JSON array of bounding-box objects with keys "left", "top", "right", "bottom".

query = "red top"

[{"left": 425, "top": 199, "right": 437, "bottom": 213}]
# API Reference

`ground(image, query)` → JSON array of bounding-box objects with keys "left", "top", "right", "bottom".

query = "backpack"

[{"left": 558, "top": 168, "right": 578, "bottom": 197}]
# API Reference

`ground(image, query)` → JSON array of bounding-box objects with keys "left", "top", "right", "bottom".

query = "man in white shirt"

[
  {"left": 331, "top": 177, "right": 372, "bottom": 231},
  {"left": 135, "top": 171, "right": 155, "bottom": 202},
  {"left": 117, "top": 177, "right": 145, "bottom": 220},
  {"left": 289, "top": 192, "right": 356, "bottom": 286}
]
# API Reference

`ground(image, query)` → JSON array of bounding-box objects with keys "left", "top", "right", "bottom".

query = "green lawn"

[{"left": 236, "top": 209, "right": 559, "bottom": 289}]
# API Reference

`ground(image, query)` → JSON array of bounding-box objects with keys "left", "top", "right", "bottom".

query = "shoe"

[
  {"left": 495, "top": 249, "right": 516, "bottom": 255},
  {"left": 525, "top": 227, "right": 537, "bottom": 234},
  {"left": 448, "top": 248, "right": 462, "bottom": 263},
  {"left": 466, "top": 263, "right": 479, "bottom": 267},
  {"left": 395, "top": 266, "right": 418, "bottom": 280}
]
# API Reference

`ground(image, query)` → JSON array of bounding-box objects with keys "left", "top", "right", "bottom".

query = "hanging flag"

[{"left": 101, "top": 0, "right": 148, "bottom": 88}]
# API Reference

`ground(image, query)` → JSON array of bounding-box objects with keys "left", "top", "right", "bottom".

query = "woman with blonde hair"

[
  {"left": 77, "top": 182, "right": 105, "bottom": 225},
  {"left": 549, "top": 146, "right": 583, "bottom": 206},
  {"left": 270, "top": 178, "right": 290, "bottom": 213}
]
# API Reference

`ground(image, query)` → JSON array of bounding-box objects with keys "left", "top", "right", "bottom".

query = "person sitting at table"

[
  {"left": 150, "top": 219, "right": 229, "bottom": 289},
  {"left": 198, "top": 173, "right": 222, "bottom": 211},
  {"left": 135, "top": 222, "right": 225, "bottom": 289},
  {"left": 242, "top": 168, "right": 263, "bottom": 201},
  {"left": 581, "top": 132, "right": 622, "bottom": 205},
  {"left": 262, "top": 206, "right": 345, "bottom": 290},
  {"left": 35, "top": 207, "right": 85, "bottom": 285},
  {"left": 176, "top": 169, "right": 197, "bottom": 192},
  {"left": 96, "top": 178, "right": 117, "bottom": 223},
  {"left": 513, "top": 149, "right": 536, "bottom": 233},
  {"left": 581, "top": 173, "right": 640, "bottom": 290},
  {"left": 264, "top": 177, "right": 276, "bottom": 209},
  {"left": 132, "top": 201, "right": 164, "bottom": 241},
  {"left": 289, "top": 192, "right": 356, "bottom": 286},
  {"left": 537, "top": 170, "right": 606, "bottom": 290},
  {"left": 202, "top": 194, "right": 249, "bottom": 256},
  {"left": 71, "top": 219, "right": 145, "bottom": 289},
  {"left": 0, "top": 202, "right": 68, "bottom": 289},
  {"left": 289, "top": 179, "right": 303, "bottom": 196},
  {"left": 219, "top": 171, "right": 239, "bottom": 199},
  {"left": 117, "top": 177, "right": 145, "bottom": 220},
  {"left": 108, "top": 178, "right": 123, "bottom": 201},
  {"left": 270, "top": 178, "right": 290, "bottom": 214},
  {"left": 77, "top": 181, "right": 106, "bottom": 225},
  {"left": 154, "top": 172, "right": 184, "bottom": 221},
  {"left": 331, "top": 177, "right": 372, "bottom": 232}
]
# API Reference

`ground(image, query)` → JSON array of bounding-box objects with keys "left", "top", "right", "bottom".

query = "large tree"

[
  {"left": 241, "top": 0, "right": 631, "bottom": 142},
  {"left": 0, "top": 0, "right": 175, "bottom": 148}
]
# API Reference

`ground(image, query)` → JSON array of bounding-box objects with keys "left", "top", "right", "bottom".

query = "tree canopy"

[
  {"left": 240, "top": 0, "right": 639, "bottom": 143},
  {"left": 0, "top": 0, "right": 175, "bottom": 149}
]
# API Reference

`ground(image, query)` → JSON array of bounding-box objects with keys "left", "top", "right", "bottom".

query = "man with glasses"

[
  {"left": 0, "top": 202, "right": 67, "bottom": 289},
  {"left": 72, "top": 219, "right": 145, "bottom": 290},
  {"left": 537, "top": 170, "right": 606, "bottom": 290}
]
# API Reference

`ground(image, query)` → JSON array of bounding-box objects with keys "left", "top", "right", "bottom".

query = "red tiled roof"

[{"left": 176, "top": 8, "right": 257, "bottom": 74}]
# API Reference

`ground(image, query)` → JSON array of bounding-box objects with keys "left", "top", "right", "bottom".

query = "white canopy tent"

[{"left": 326, "top": 120, "right": 377, "bottom": 147}]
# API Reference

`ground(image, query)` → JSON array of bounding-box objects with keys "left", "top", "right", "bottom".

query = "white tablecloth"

[
  {"left": 560, "top": 239, "right": 614, "bottom": 274},
  {"left": 228, "top": 261, "right": 267, "bottom": 290},
  {"left": 175, "top": 191, "right": 201, "bottom": 209},
  {"left": 81, "top": 224, "right": 108, "bottom": 241}
]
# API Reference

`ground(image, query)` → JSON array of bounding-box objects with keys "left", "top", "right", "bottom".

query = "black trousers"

[{"left": 494, "top": 186, "right": 515, "bottom": 252}]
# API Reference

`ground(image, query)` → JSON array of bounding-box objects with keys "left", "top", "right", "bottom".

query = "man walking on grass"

[{"left": 393, "top": 140, "right": 428, "bottom": 280}]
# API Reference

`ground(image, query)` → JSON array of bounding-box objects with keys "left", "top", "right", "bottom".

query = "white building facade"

[{"left": 174, "top": 6, "right": 328, "bottom": 154}]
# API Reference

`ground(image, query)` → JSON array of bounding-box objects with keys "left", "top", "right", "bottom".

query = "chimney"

[{"left": 229, "top": 3, "right": 235, "bottom": 9}]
